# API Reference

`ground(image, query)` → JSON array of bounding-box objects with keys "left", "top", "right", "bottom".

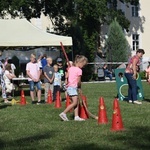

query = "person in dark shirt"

[
  {"left": 103, "top": 64, "right": 112, "bottom": 81},
  {"left": 43, "top": 57, "right": 54, "bottom": 102},
  {"left": 57, "top": 58, "right": 66, "bottom": 90}
]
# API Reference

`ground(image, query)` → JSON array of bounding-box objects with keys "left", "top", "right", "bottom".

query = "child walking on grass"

[{"left": 59, "top": 55, "right": 88, "bottom": 121}]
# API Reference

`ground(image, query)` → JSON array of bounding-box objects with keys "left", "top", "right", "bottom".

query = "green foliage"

[
  {"left": 139, "top": 71, "right": 146, "bottom": 80},
  {"left": 0, "top": 0, "right": 139, "bottom": 62},
  {"left": 105, "top": 19, "right": 128, "bottom": 62}
]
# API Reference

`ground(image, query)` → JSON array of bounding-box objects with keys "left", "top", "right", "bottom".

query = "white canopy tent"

[{"left": 0, "top": 19, "right": 72, "bottom": 47}]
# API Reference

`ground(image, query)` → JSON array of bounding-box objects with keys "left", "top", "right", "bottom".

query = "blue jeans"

[
  {"left": 29, "top": 81, "right": 41, "bottom": 91},
  {"left": 106, "top": 74, "right": 112, "bottom": 81},
  {"left": 125, "top": 73, "right": 137, "bottom": 101}
]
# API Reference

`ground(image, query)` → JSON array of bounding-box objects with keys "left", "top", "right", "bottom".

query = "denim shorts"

[
  {"left": 29, "top": 81, "right": 41, "bottom": 91},
  {"left": 67, "top": 87, "right": 78, "bottom": 96}
]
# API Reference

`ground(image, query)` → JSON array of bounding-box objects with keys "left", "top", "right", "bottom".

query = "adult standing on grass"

[
  {"left": 26, "top": 54, "right": 42, "bottom": 105},
  {"left": 59, "top": 55, "right": 88, "bottom": 121},
  {"left": 125, "top": 49, "right": 145, "bottom": 104},
  {"left": 43, "top": 57, "right": 54, "bottom": 102}
]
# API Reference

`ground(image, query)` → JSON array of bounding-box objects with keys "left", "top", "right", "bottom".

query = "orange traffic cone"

[
  {"left": 79, "top": 95, "right": 89, "bottom": 119},
  {"left": 111, "top": 99, "right": 124, "bottom": 131},
  {"left": 81, "top": 95, "right": 88, "bottom": 106},
  {"left": 66, "top": 95, "right": 72, "bottom": 112},
  {"left": 20, "top": 90, "right": 26, "bottom": 105},
  {"left": 55, "top": 91, "right": 61, "bottom": 108},
  {"left": 98, "top": 97, "right": 108, "bottom": 124},
  {"left": 47, "top": 90, "right": 53, "bottom": 104},
  {"left": 66, "top": 95, "right": 71, "bottom": 108}
]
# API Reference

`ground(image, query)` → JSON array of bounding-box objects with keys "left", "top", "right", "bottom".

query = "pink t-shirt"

[
  {"left": 67, "top": 66, "right": 82, "bottom": 88},
  {"left": 26, "top": 62, "right": 40, "bottom": 81},
  {"left": 125, "top": 55, "right": 140, "bottom": 73}
]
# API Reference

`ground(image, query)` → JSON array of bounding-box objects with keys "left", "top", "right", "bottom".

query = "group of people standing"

[
  {"left": 26, "top": 53, "right": 88, "bottom": 121},
  {"left": 26, "top": 53, "right": 67, "bottom": 105},
  {"left": 0, "top": 48, "right": 147, "bottom": 122}
]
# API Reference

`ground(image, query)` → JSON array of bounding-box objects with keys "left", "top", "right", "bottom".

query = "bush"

[{"left": 139, "top": 71, "right": 146, "bottom": 80}]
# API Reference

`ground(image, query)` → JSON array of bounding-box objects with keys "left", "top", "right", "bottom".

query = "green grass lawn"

[{"left": 0, "top": 82, "right": 150, "bottom": 150}]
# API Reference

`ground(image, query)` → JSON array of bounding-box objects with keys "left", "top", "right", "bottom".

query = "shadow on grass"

[
  {"left": 64, "top": 143, "right": 111, "bottom": 150},
  {"left": 109, "top": 126, "right": 150, "bottom": 150},
  {"left": 143, "top": 98, "right": 150, "bottom": 102},
  {"left": 0, "top": 104, "right": 12, "bottom": 109},
  {"left": 0, "top": 131, "right": 55, "bottom": 150}
]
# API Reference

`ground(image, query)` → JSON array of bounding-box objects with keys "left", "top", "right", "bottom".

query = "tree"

[
  {"left": 105, "top": 19, "right": 128, "bottom": 62},
  {"left": 0, "top": 0, "right": 139, "bottom": 62}
]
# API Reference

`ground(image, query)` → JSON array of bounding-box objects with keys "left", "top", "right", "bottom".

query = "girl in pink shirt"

[{"left": 59, "top": 55, "right": 88, "bottom": 121}]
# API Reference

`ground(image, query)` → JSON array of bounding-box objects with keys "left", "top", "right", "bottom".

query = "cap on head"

[{"left": 57, "top": 58, "right": 62, "bottom": 62}]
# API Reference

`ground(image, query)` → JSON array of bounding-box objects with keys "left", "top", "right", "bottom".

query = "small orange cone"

[
  {"left": 47, "top": 90, "right": 53, "bottom": 104},
  {"left": 66, "top": 95, "right": 71, "bottom": 108},
  {"left": 20, "top": 90, "right": 26, "bottom": 105},
  {"left": 79, "top": 95, "right": 89, "bottom": 119},
  {"left": 81, "top": 95, "right": 88, "bottom": 106},
  {"left": 98, "top": 97, "right": 108, "bottom": 124},
  {"left": 111, "top": 99, "right": 124, "bottom": 131},
  {"left": 55, "top": 91, "right": 61, "bottom": 108},
  {"left": 66, "top": 95, "right": 72, "bottom": 112}
]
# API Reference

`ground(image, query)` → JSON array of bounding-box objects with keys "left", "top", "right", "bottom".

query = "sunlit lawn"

[{"left": 0, "top": 81, "right": 150, "bottom": 150}]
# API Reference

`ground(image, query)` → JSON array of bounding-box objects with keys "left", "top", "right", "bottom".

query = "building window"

[
  {"left": 132, "top": 34, "right": 139, "bottom": 51},
  {"left": 132, "top": 6, "right": 139, "bottom": 17}
]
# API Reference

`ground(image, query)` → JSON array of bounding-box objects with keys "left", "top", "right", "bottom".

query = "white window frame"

[
  {"left": 132, "top": 34, "right": 140, "bottom": 51},
  {"left": 131, "top": 5, "right": 139, "bottom": 17}
]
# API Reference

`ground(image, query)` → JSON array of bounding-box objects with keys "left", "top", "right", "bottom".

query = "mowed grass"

[{"left": 0, "top": 82, "right": 150, "bottom": 150}]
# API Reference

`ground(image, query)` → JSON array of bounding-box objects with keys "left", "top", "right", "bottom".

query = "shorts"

[
  {"left": 29, "top": 81, "right": 41, "bottom": 91},
  {"left": 67, "top": 87, "right": 78, "bottom": 96}
]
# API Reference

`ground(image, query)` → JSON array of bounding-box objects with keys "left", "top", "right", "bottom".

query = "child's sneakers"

[
  {"left": 59, "top": 112, "right": 69, "bottom": 121},
  {"left": 74, "top": 116, "right": 85, "bottom": 121}
]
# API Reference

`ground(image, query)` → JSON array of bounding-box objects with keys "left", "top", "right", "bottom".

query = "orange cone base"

[
  {"left": 98, "top": 97, "right": 108, "bottom": 124},
  {"left": 79, "top": 106, "right": 89, "bottom": 119},
  {"left": 66, "top": 96, "right": 72, "bottom": 112},
  {"left": 55, "top": 92, "right": 61, "bottom": 108},
  {"left": 111, "top": 99, "right": 124, "bottom": 131},
  {"left": 20, "top": 90, "right": 26, "bottom": 105},
  {"left": 47, "top": 97, "right": 53, "bottom": 104}
]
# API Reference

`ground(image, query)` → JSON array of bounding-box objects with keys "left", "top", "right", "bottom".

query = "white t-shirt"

[
  {"left": 3, "top": 70, "right": 11, "bottom": 83},
  {"left": 26, "top": 62, "right": 40, "bottom": 81},
  {"left": 11, "top": 63, "right": 16, "bottom": 73},
  {"left": 38, "top": 60, "right": 42, "bottom": 69},
  {"left": 0, "top": 61, "right": 3, "bottom": 75}
]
